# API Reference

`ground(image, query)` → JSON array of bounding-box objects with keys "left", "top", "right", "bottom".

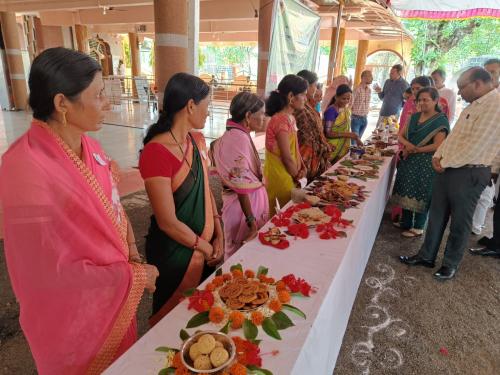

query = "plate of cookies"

[
  {"left": 217, "top": 277, "right": 270, "bottom": 311},
  {"left": 181, "top": 331, "right": 236, "bottom": 373}
]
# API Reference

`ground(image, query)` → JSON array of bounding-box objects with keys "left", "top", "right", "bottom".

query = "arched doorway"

[{"left": 366, "top": 50, "right": 404, "bottom": 88}]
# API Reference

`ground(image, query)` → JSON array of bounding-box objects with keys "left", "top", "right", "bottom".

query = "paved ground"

[{"left": 1, "top": 190, "right": 498, "bottom": 375}]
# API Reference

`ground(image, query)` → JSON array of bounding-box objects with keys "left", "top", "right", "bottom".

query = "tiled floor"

[{"left": 0, "top": 102, "right": 231, "bottom": 170}]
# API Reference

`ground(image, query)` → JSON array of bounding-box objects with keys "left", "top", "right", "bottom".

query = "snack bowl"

[{"left": 181, "top": 331, "right": 236, "bottom": 373}]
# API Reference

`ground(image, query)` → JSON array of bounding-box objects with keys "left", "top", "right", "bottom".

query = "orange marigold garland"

[
  {"left": 229, "top": 362, "right": 247, "bottom": 375},
  {"left": 209, "top": 306, "right": 225, "bottom": 323},
  {"left": 251, "top": 311, "right": 265, "bottom": 326},
  {"left": 229, "top": 311, "right": 245, "bottom": 329},
  {"left": 269, "top": 299, "right": 282, "bottom": 312},
  {"left": 277, "top": 290, "right": 291, "bottom": 303}
]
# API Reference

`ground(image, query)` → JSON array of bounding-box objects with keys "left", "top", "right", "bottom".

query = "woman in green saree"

[
  {"left": 139, "top": 73, "right": 224, "bottom": 326},
  {"left": 391, "top": 87, "right": 450, "bottom": 238}
]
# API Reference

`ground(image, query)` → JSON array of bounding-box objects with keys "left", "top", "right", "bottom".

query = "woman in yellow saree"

[
  {"left": 323, "top": 84, "right": 363, "bottom": 164},
  {"left": 264, "top": 74, "right": 308, "bottom": 215}
]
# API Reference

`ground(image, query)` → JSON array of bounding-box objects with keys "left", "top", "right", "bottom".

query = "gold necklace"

[{"left": 169, "top": 130, "right": 197, "bottom": 182}]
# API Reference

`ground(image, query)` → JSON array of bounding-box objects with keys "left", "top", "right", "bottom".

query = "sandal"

[
  {"left": 402, "top": 229, "right": 424, "bottom": 238},
  {"left": 393, "top": 221, "right": 402, "bottom": 228}
]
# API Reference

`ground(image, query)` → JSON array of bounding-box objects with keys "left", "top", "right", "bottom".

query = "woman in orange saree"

[
  {"left": 139, "top": 73, "right": 224, "bottom": 326},
  {"left": 0, "top": 48, "right": 158, "bottom": 374}
]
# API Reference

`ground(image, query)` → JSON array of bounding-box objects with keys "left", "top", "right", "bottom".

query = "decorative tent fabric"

[{"left": 389, "top": 0, "right": 500, "bottom": 20}]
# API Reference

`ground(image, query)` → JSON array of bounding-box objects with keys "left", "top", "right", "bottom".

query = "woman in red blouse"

[{"left": 139, "top": 73, "right": 224, "bottom": 325}]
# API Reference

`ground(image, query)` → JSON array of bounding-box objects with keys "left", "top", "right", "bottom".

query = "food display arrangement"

[
  {"left": 305, "top": 177, "right": 368, "bottom": 211},
  {"left": 329, "top": 159, "right": 381, "bottom": 181}
]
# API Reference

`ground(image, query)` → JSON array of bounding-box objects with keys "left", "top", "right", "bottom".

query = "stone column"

[
  {"left": 34, "top": 17, "right": 45, "bottom": 53},
  {"left": 154, "top": 0, "right": 188, "bottom": 109},
  {"left": 128, "top": 32, "right": 141, "bottom": 98},
  {"left": 74, "top": 24, "right": 88, "bottom": 53},
  {"left": 256, "top": 0, "right": 274, "bottom": 97},
  {"left": 187, "top": 0, "right": 200, "bottom": 75},
  {"left": 353, "top": 40, "right": 369, "bottom": 86},
  {"left": 333, "top": 27, "right": 346, "bottom": 78},
  {"left": 0, "top": 12, "right": 28, "bottom": 110}
]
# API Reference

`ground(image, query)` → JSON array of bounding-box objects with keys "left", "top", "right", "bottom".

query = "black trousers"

[
  {"left": 486, "top": 191, "right": 500, "bottom": 251},
  {"left": 418, "top": 167, "right": 491, "bottom": 268}
]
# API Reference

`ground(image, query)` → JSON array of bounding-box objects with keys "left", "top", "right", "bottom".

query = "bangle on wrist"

[
  {"left": 245, "top": 215, "right": 256, "bottom": 227},
  {"left": 192, "top": 235, "right": 200, "bottom": 251}
]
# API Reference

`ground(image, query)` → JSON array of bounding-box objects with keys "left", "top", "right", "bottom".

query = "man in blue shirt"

[{"left": 374, "top": 64, "right": 409, "bottom": 119}]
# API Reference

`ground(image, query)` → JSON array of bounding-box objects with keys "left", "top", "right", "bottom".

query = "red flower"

[
  {"left": 323, "top": 205, "right": 342, "bottom": 221},
  {"left": 281, "top": 274, "right": 313, "bottom": 297},
  {"left": 232, "top": 337, "right": 262, "bottom": 367},
  {"left": 187, "top": 290, "right": 214, "bottom": 312},
  {"left": 287, "top": 223, "right": 309, "bottom": 239},
  {"left": 271, "top": 215, "right": 291, "bottom": 227},
  {"left": 258, "top": 232, "right": 290, "bottom": 249}
]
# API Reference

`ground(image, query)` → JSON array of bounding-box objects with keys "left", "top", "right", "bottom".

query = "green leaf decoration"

[
  {"left": 230, "top": 263, "right": 243, "bottom": 272},
  {"left": 256, "top": 266, "right": 269, "bottom": 277},
  {"left": 158, "top": 368, "right": 176, "bottom": 375},
  {"left": 216, "top": 268, "right": 223, "bottom": 276},
  {"left": 282, "top": 304, "right": 306, "bottom": 319},
  {"left": 186, "top": 311, "right": 210, "bottom": 328},
  {"left": 262, "top": 317, "right": 281, "bottom": 340},
  {"left": 271, "top": 311, "right": 295, "bottom": 330},
  {"left": 247, "top": 365, "right": 274, "bottom": 375},
  {"left": 243, "top": 319, "right": 258, "bottom": 340},
  {"left": 179, "top": 329, "right": 190, "bottom": 341},
  {"left": 291, "top": 292, "right": 306, "bottom": 298},
  {"left": 182, "top": 287, "right": 197, "bottom": 297},
  {"left": 155, "top": 346, "right": 179, "bottom": 353},
  {"left": 220, "top": 320, "right": 231, "bottom": 334},
  {"left": 251, "top": 339, "right": 262, "bottom": 345}
]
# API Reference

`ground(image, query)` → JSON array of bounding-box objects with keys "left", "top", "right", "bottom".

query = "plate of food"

[
  {"left": 259, "top": 227, "right": 290, "bottom": 249},
  {"left": 291, "top": 207, "right": 331, "bottom": 226},
  {"left": 181, "top": 331, "right": 236, "bottom": 373},
  {"left": 352, "top": 165, "right": 375, "bottom": 172}
]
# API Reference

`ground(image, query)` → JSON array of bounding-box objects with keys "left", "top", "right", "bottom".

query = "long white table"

[{"left": 105, "top": 155, "right": 396, "bottom": 375}]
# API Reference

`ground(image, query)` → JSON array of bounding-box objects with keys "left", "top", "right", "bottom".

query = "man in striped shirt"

[{"left": 350, "top": 70, "right": 373, "bottom": 141}]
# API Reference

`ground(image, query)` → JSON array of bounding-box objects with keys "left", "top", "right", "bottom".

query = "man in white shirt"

[
  {"left": 431, "top": 69, "right": 456, "bottom": 123},
  {"left": 400, "top": 67, "right": 500, "bottom": 281}
]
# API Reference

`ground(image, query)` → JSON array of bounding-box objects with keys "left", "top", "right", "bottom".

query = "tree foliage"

[{"left": 404, "top": 19, "right": 500, "bottom": 74}]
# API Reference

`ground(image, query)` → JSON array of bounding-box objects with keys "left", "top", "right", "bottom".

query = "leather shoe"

[
  {"left": 399, "top": 255, "right": 435, "bottom": 268},
  {"left": 434, "top": 266, "right": 456, "bottom": 280},
  {"left": 478, "top": 236, "right": 493, "bottom": 247},
  {"left": 469, "top": 247, "right": 500, "bottom": 257}
]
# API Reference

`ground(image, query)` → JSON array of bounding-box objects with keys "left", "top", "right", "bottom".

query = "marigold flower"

[
  {"left": 278, "top": 290, "right": 291, "bottom": 303},
  {"left": 213, "top": 275, "right": 224, "bottom": 287},
  {"left": 229, "top": 311, "right": 245, "bottom": 329},
  {"left": 232, "top": 269, "right": 244, "bottom": 278},
  {"left": 229, "top": 363, "right": 247, "bottom": 375},
  {"left": 205, "top": 283, "right": 215, "bottom": 292},
  {"left": 275, "top": 280, "right": 287, "bottom": 291},
  {"left": 258, "top": 274, "right": 267, "bottom": 282},
  {"left": 251, "top": 311, "right": 264, "bottom": 326},
  {"left": 244, "top": 269, "right": 255, "bottom": 279},
  {"left": 269, "top": 299, "right": 282, "bottom": 312},
  {"left": 172, "top": 352, "right": 183, "bottom": 368},
  {"left": 223, "top": 273, "right": 233, "bottom": 281},
  {"left": 266, "top": 277, "right": 275, "bottom": 284},
  {"left": 209, "top": 306, "right": 225, "bottom": 323}
]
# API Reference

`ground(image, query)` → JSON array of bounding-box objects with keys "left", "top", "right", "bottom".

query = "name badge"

[{"left": 93, "top": 153, "right": 107, "bottom": 166}]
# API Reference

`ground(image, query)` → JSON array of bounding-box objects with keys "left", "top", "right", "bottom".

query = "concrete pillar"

[
  {"left": 256, "top": 0, "right": 274, "bottom": 97},
  {"left": 333, "top": 28, "right": 346, "bottom": 77},
  {"left": 187, "top": 0, "right": 199, "bottom": 75},
  {"left": 0, "top": 12, "right": 28, "bottom": 110},
  {"left": 75, "top": 24, "right": 88, "bottom": 53},
  {"left": 128, "top": 32, "right": 141, "bottom": 77},
  {"left": 33, "top": 17, "right": 45, "bottom": 52},
  {"left": 25, "top": 16, "right": 36, "bottom": 61},
  {"left": 154, "top": 0, "right": 188, "bottom": 108},
  {"left": 353, "top": 40, "right": 369, "bottom": 86},
  {"left": 327, "top": 27, "right": 346, "bottom": 84}
]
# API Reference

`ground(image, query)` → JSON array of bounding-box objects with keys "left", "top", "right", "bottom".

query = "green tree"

[{"left": 404, "top": 19, "right": 500, "bottom": 74}]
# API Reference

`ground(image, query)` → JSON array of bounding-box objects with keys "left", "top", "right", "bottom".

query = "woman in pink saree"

[
  {"left": 0, "top": 48, "right": 158, "bottom": 374},
  {"left": 211, "top": 92, "right": 269, "bottom": 259}
]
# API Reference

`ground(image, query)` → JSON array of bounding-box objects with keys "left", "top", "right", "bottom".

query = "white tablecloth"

[{"left": 104, "top": 155, "right": 396, "bottom": 375}]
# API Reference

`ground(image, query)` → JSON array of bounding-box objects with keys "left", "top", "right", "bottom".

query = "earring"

[{"left": 62, "top": 112, "right": 67, "bottom": 127}]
